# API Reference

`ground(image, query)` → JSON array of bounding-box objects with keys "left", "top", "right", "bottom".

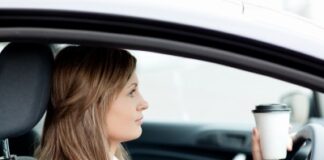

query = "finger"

[
  {"left": 287, "top": 135, "right": 293, "bottom": 151},
  {"left": 287, "top": 132, "right": 296, "bottom": 151},
  {"left": 252, "top": 128, "right": 263, "bottom": 160}
]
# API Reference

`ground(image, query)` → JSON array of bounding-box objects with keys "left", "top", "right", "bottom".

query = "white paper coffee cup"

[{"left": 252, "top": 104, "right": 290, "bottom": 160}]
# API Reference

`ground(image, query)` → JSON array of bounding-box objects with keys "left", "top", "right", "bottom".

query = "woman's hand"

[{"left": 252, "top": 128, "right": 293, "bottom": 160}]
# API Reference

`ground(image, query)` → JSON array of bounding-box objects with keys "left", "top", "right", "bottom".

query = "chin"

[
  {"left": 133, "top": 127, "right": 143, "bottom": 139},
  {"left": 122, "top": 127, "right": 143, "bottom": 142}
]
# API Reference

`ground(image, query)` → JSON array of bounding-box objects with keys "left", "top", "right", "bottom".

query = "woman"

[
  {"left": 36, "top": 45, "right": 288, "bottom": 160},
  {"left": 36, "top": 46, "right": 148, "bottom": 160}
]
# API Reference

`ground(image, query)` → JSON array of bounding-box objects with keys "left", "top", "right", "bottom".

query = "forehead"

[{"left": 127, "top": 73, "right": 138, "bottom": 84}]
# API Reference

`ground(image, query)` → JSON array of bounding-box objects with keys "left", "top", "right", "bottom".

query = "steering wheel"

[{"left": 286, "top": 124, "right": 324, "bottom": 160}]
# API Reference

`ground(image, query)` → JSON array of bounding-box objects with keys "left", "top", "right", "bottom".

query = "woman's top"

[{"left": 112, "top": 155, "right": 119, "bottom": 160}]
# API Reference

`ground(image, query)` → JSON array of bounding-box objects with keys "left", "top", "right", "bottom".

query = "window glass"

[{"left": 131, "top": 50, "right": 312, "bottom": 126}]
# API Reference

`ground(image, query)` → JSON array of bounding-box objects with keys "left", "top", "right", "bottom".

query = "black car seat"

[
  {"left": 0, "top": 43, "right": 53, "bottom": 160},
  {"left": 9, "top": 129, "right": 41, "bottom": 157}
]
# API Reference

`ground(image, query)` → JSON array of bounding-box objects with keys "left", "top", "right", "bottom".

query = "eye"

[{"left": 128, "top": 89, "right": 136, "bottom": 97}]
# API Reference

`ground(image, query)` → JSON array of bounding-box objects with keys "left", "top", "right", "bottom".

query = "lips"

[
  {"left": 135, "top": 116, "right": 143, "bottom": 125},
  {"left": 135, "top": 116, "right": 143, "bottom": 122}
]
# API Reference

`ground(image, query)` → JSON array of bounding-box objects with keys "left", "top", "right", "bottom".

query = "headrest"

[{"left": 0, "top": 43, "right": 53, "bottom": 139}]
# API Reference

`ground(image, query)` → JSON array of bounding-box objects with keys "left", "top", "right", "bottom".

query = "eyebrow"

[{"left": 128, "top": 83, "right": 138, "bottom": 88}]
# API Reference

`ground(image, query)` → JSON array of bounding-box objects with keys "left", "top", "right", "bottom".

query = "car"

[{"left": 1, "top": 0, "right": 324, "bottom": 160}]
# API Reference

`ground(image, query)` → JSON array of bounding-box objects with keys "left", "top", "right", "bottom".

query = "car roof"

[{"left": 1, "top": 0, "right": 324, "bottom": 60}]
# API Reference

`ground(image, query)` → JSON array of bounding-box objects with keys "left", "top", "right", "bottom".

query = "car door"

[{"left": 1, "top": 7, "right": 324, "bottom": 160}]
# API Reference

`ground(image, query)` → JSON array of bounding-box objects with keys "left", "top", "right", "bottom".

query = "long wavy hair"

[{"left": 35, "top": 46, "right": 136, "bottom": 160}]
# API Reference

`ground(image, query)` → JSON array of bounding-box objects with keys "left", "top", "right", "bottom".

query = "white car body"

[{"left": 1, "top": 0, "right": 324, "bottom": 60}]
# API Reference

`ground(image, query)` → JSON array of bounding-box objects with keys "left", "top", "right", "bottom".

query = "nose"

[
  {"left": 137, "top": 96, "right": 149, "bottom": 111},
  {"left": 142, "top": 100, "right": 149, "bottom": 110}
]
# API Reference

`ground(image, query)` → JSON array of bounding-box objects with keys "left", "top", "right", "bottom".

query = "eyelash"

[{"left": 129, "top": 89, "right": 136, "bottom": 97}]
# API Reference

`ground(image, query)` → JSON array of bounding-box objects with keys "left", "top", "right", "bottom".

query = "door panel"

[{"left": 126, "top": 122, "right": 253, "bottom": 160}]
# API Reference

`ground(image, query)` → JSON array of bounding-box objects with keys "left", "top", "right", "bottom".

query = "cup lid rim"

[{"left": 252, "top": 104, "right": 291, "bottom": 113}]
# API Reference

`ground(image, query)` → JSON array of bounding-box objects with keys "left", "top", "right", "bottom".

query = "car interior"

[{"left": 1, "top": 41, "right": 324, "bottom": 160}]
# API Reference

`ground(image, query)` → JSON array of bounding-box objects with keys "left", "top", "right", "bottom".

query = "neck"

[{"left": 109, "top": 141, "right": 119, "bottom": 158}]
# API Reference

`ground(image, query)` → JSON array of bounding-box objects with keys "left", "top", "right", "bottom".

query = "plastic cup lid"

[{"left": 252, "top": 104, "right": 290, "bottom": 113}]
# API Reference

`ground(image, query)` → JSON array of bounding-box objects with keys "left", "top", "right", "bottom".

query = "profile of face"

[{"left": 106, "top": 72, "right": 148, "bottom": 143}]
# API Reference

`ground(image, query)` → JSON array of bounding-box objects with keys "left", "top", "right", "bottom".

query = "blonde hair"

[{"left": 36, "top": 46, "right": 136, "bottom": 160}]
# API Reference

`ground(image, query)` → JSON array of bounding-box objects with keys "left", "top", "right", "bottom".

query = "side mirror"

[{"left": 280, "top": 92, "right": 310, "bottom": 124}]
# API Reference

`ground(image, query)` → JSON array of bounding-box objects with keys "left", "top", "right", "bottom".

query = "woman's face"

[{"left": 106, "top": 72, "right": 148, "bottom": 143}]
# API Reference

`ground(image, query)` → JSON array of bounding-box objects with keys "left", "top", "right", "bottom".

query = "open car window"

[
  {"left": 1, "top": 42, "right": 317, "bottom": 129},
  {"left": 1, "top": 41, "right": 324, "bottom": 159}
]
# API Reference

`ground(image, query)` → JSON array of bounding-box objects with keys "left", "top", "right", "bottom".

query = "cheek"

[{"left": 106, "top": 101, "right": 142, "bottom": 142}]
